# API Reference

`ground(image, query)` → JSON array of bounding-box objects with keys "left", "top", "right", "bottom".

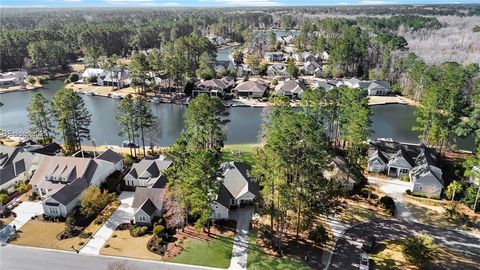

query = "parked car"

[
  {"left": 122, "top": 141, "right": 139, "bottom": 148},
  {"left": 359, "top": 253, "right": 369, "bottom": 270},
  {"left": 362, "top": 236, "right": 376, "bottom": 253}
]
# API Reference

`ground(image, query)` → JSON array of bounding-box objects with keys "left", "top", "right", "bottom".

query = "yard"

[
  {"left": 370, "top": 239, "right": 480, "bottom": 270},
  {"left": 100, "top": 229, "right": 163, "bottom": 261},
  {"left": 222, "top": 144, "right": 260, "bottom": 165},
  {"left": 9, "top": 220, "right": 94, "bottom": 251},
  {"left": 247, "top": 233, "right": 311, "bottom": 270},
  {"left": 168, "top": 233, "right": 235, "bottom": 269},
  {"left": 338, "top": 198, "right": 391, "bottom": 225}
]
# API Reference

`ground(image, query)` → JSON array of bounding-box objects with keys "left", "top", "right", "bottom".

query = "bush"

[
  {"left": 308, "top": 225, "right": 330, "bottom": 247},
  {"left": 16, "top": 182, "right": 29, "bottom": 194},
  {"left": 68, "top": 73, "right": 80, "bottom": 83},
  {"left": 153, "top": 224, "right": 165, "bottom": 237},
  {"left": 104, "top": 244, "right": 110, "bottom": 248},
  {"left": 0, "top": 193, "right": 8, "bottom": 205},
  {"left": 131, "top": 225, "right": 149, "bottom": 237},
  {"left": 405, "top": 189, "right": 412, "bottom": 195},
  {"left": 380, "top": 196, "right": 396, "bottom": 216},
  {"left": 400, "top": 175, "right": 410, "bottom": 182},
  {"left": 402, "top": 234, "right": 437, "bottom": 268}
]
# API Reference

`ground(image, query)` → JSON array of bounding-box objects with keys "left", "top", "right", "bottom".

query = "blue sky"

[{"left": 1, "top": 0, "right": 478, "bottom": 8}]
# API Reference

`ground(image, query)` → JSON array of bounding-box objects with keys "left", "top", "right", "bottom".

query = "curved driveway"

[{"left": 329, "top": 219, "right": 480, "bottom": 270}]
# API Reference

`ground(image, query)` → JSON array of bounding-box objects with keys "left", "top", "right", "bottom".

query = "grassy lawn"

[
  {"left": 10, "top": 221, "right": 88, "bottom": 251},
  {"left": 100, "top": 229, "right": 162, "bottom": 261},
  {"left": 168, "top": 234, "right": 234, "bottom": 269},
  {"left": 247, "top": 233, "right": 310, "bottom": 270},
  {"left": 370, "top": 239, "right": 480, "bottom": 270},
  {"left": 222, "top": 144, "right": 261, "bottom": 165},
  {"left": 339, "top": 200, "right": 391, "bottom": 226}
]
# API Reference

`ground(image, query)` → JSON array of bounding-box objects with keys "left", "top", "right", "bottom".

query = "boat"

[
  {"left": 151, "top": 97, "right": 161, "bottom": 104},
  {"left": 85, "top": 91, "right": 95, "bottom": 96},
  {"left": 111, "top": 93, "right": 123, "bottom": 99}
]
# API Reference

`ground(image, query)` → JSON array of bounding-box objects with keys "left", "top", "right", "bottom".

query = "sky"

[{"left": 1, "top": 0, "right": 479, "bottom": 8}]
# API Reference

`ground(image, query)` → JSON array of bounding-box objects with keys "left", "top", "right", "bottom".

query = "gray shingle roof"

[
  {"left": 51, "top": 178, "right": 89, "bottom": 205},
  {"left": 96, "top": 149, "right": 122, "bottom": 164},
  {"left": 132, "top": 187, "right": 164, "bottom": 212},
  {"left": 139, "top": 199, "right": 157, "bottom": 216}
]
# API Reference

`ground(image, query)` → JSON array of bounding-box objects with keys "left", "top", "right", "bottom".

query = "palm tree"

[
  {"left": 447, "top": 181, "right": 463, "bottom": 202},
  {"left": 362, "top": 184, "right": 375, "bottom": 200}
]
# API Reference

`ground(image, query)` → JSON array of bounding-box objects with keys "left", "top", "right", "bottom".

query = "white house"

[
  {"left": 124, "top": 157, "right": 172, "bottom": 188},
  {"left": 0, "top": 71, "right": 28, "bottom": 86},
  {"left": 97, "top": 68, "right": 131, "bottom": 89},
  {"left": 132, "top": 186, "right": 164, "bottom": 226},
  {"left": 275, "top": 79, "right": 307, "bottom": 99},
  {"left": 30, "top": 149, "right": 123, "bottom": 217},
  {"left": 264, "top": 52, "right": 286, "bottom": 62},
  {"left": 211, "top": 162, "right": 259, "bottom": 220},
  {"left": 367, "top": 80, "right": 390, "bottom": 96},
  {"left": 81, "top": 68, "right": 104, "bottom": 81}
]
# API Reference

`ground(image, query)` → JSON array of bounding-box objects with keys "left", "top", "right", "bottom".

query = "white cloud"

[
  {"left": 140, "top": 2, "right": 182, "bottom": 6},
  {"left": 64, "top": 0, "right": 82, "bottom": 2},
  {"left": 359, "top": 0, "right": 397, "bottom": 4}
]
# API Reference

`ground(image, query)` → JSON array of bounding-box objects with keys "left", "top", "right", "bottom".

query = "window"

[
  {"left": 139, "top": 216, "right": 146, "bottom": 222},
  {"left": 49, "top": 207, "right": 59, "bottom": 216}
]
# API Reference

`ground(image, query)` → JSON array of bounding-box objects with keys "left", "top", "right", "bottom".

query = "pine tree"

[{"left": 27, "top": 93, "right": 55, "bottom": 144}]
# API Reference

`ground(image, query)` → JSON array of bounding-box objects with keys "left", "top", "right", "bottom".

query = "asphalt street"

[{"left": 0, "top": 245, "right": 220, "bottom": 270}]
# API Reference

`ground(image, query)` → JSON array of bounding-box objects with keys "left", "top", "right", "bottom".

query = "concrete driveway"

[
  {"left": 0, "top": 201, "right": 43, "bottom": 245},
  {"left": 80, "top": 191, "right": 134, "bottom": 255},
  {"left": 228, "top": 206, "right": 253, "bottom": 270}
]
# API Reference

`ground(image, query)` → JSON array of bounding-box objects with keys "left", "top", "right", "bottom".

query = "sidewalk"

[
  {"left": 228, "top": 207, "right": 253, "bottom": 270},
  {"left": 0, "top": 201, "right": 44, "bottom": 245},
  {"left": 80, "top": 192, "right": 134, "bottom": 255}
]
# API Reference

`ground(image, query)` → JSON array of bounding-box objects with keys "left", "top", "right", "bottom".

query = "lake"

[{"left": 0, "top": 79, "right": 475, "bottom": 151}]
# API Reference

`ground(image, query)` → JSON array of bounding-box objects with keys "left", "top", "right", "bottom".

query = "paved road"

[
  {"left": 80, "top": 192, "right": 134, "bottom": 255},
  {"left": 0, "top": 201, "right": 43, "bottom": 245},
  {"left": 229, "top": 207, "right": 253, "bottom": 270},
  {"left": 0, "top": 245, "right": 221, "bottom": 270},
  {"left": 329, "top": 219, "right": 480, "bottom": 270}
]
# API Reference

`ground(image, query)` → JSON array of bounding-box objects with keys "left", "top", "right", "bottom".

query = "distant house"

[
  {"left": 324, "top": 156, "right": 356, "bottom": 191},
  {"left": 124, "top": 157, "right": 172, "bottom": 188},
  {"left": 264, "top": 52, "right": 286, "bottom": 62},
  {"left": 97, "top": 68, "right": 131, "bottom": 89},
  {"left": 314, "top": 80, "right": 335, "bottom": 91},
  {"left": 81, "top": 68, "right": 104, "bottom": 81},
  {"left": 368, "top": 139, "right": 444, "bottom": 197},
  {"left": 211, "top": 162, "right": 259, "bottom": 220},
  {"left": 367, "top": 80, "right": 390, "bottom": 96},
  {"left": 193, "top": 76, "right": 235, "bottom": 97},
  {"left": 208, "top": 35, "right": 227, "bottom": 46},
  {"left": 267, "top": 64, "right": 287, "bottom": 77},
  {"left": 132, "top": 185, "right": 165, "bottom": 226},
  {"left": 345, "top": 77, "right": 364, "bottom": 88},
  {"left": 234, "top": 80, "right": 267, "bottom": 98},
  {"left": 0, "top": 146, "right": 45, "bottom": 194},
  {"left": 0, "top": 71, "right": 28, "bottom": 87},
  {"left": 30, "top": 149, "right": 123, "bottom": 217},
  {"left": 275, "top": 79, "right": 306, "bottom": 99},
  {"left": 303, "top": 61, "right": 322, "bottom": 77},
  {"left": 469, "top": 166, "right": 480, "bottom": 185}
]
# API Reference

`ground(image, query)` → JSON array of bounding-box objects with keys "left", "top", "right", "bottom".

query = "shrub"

[
  {"left": 308, "top": 225, "right": 330, "bottom": 247},
  {"left": 16, "top": 182, "right": 29, "bottom": 194},
  {"left": 68, "top": 73, "right": 80, "bottom": 83},
  {"left": 79, "top": 242, "right": 84, "bottom": 246},
  {"left": 131, "top": 225, "right": 149, "bottom": 237},
  {"left": 406, "top": 189, "right": 412, "bottom": 195},
  {"left": 153, "top": 224, "right": 165, "bottom": 237},
  {"left": 380, "top": 196, "right": 396, "bottom": 216},
  {"left": 0, "top": 193, "right": 8, "bottom": 205},
  {"left": 26, "top": 76, "right": 36, "bottom": 85},
  {"left": 400, "top": 175, "right": 410, "bottom": 182},
  {"left": 402, "top": 234, "right": 437, "bottom": 268},
  {"left": 104, "top": 244, "right": 110, "bottom": 248}
]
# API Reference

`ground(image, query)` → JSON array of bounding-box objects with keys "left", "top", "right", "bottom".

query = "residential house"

[
  {"left": 211, "top": 162, "right": 259, "bottom": 220},
  {"left": 314, "top": 80, "right": 335, "bottom": 91},
  {"left": 367, "top": 80, "right": 391, "bottom": 96},
  {"left": 208, "top": 35, "right": 227, "bottom": 47},
  {"left": 193, "top": 76, "right": 235, "bottom": 97},
  {"left": 324, "top": 156, "right": 356, "bottom": 191},
  {"left": 124, "top": 157, "right": 172, "bottom": 188},
  {"left": 469, "top": 166, "right": 479, "bottom": 185},
  {"left": 368, "top": 139, "right": 444, "bottom": 197},
  {"left": 30, "top": 149, "right": 123, "bottom": 217},
  {"left": 303, "top": 61, "right": 322, "bottom": 77},
  {"left": 267, "top": 64, "right": 287, "bottom": 77},
  {"left": 234, "top": 80, "right": 267, "bottom": 98},
  {"left": 0, "top": 146, "right": 45, "bottom": 194},
  {"left": 345, "top": 77, "right": 368, "bottom": 89},
  {"left": 97, "top": 68, "right": 131, "bottom": 89},
  {"left": 81, "top": 68, "right": 104, "bottom": 81},
  {"left": 264, "top": 52, "right": 286, "bottom": 62},
  {"left": 275, "top": 79, "right": 307, "bottom": 99},
  {"left": 0, "top": 71, "right": 28, "bottom": 87},
  {"left": 132, "top": 184, "right": 165, "bottom": 226}
]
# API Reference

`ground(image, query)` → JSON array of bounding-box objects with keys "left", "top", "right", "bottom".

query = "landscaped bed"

[{"left": 370, "top": 239, "right": 480, "bottom": 270}]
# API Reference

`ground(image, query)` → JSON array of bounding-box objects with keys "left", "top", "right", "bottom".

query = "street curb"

[{"left": 322, "top": 222, "right": 363, "bottom": 270}]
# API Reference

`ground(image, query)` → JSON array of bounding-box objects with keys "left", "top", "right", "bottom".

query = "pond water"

[{"left": 0, "top": 79, "right": 475, "bottom": 151}]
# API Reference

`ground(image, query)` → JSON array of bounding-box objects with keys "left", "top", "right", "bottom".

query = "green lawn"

[
  {"left": 222, "top": 144, "right": 260, "bottom": 165},
  {"left": 247, "top": 233, "right": 310, "bottom": 270},
  {"left": 168, "top": 234, "right": 234, "bottom": 269}
]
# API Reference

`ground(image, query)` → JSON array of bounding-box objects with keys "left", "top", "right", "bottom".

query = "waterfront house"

[
  {"left": 0, "top": 71, "right": 28, "bottom": 87},
  {"left": 97, "top": 68, "right": 131, "bottom": 89},
  {"left": 124, "top": 157, "right": 172, "bottom": 188},
  {"left": 193, "top": 76, "right": 235, "bottom": 97},
  {"left": 367, "top": 80, "right": 390, "bottom": 96},
  {"left": 0, "top": 146, "right": 45, "bottom": 194},
  {"left": 234, "top": 80, "right": 267, "bottom": 98},
  {"left": 81, "top": 68, "right": 104, "bottom": 81},
  {"left": 368, "top": 139, "right": 444, "bottom": 197},
  {"left": 211, "top": 162, "right": 259, "bottom": 220},
  {"left": 30, "top": 149, "right": 123, "bottom": 217},
  {"left": 275, "top": 79, "right": 306, "bottom": 99}
]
